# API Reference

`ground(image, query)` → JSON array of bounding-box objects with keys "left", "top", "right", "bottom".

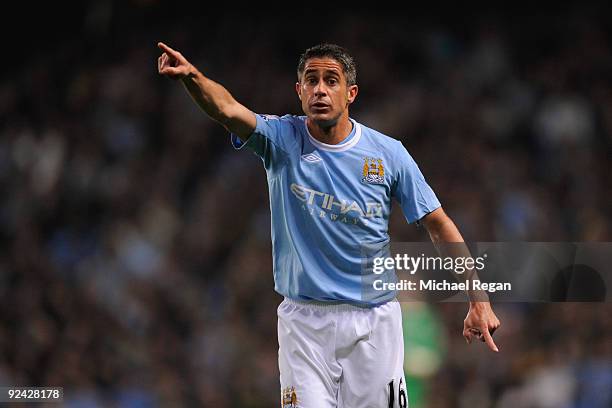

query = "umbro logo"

[{"left": 301, "top": 153, "right": 322, "bottom": 163}]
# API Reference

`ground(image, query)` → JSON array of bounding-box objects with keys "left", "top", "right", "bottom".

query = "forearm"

[
  {"left": 181, "top": 69, "right": 239, "bottom": 124},
  {"left": 158, "top": 42, "right": 256, "bottom": 138},
  {"left": 423, "top": 209, "right": 488, "bottom": 302},
  {"left": 422, "top": 212, "right": 500, "bottom": 350},
  {"left": 425, "top": 214, "right": 463, "bottom": 243},
  {"left": 180, "top": 68, "right": 229, "bottom": 120},
  {"left": 179, "top": 67, "right": 256, "bottom": 138}
]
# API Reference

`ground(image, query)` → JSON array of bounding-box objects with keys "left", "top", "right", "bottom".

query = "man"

[{"left": 158, "top": 42, "right": 500, "bottom": 407}]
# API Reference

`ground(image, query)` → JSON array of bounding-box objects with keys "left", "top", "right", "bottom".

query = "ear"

[
  {"left": 295, "top": 82, "right": 302, "bottom": 100},
  {"left": 347, "top": 84, "right": 358, "bottom": 104}
]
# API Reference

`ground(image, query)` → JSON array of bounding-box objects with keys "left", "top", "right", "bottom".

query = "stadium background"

[{"left": 1, "top": 2, "right": 611, "bottom": 407}]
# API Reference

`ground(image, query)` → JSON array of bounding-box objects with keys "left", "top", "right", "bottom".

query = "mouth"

[{"left": 311, "top": 102, "right": 330, "bottom": 111}]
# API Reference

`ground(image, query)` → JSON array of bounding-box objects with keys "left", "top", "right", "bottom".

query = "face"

[{"left": 296, "top": 57, "right": 358, "bottom": 127}]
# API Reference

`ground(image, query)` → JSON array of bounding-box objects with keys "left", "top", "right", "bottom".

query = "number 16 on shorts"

[{"left": 388, "top": 378, "right": 407, "bottom": 408}]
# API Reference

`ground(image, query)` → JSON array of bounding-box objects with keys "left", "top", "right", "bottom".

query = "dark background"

[{"left": 1, "top": 2, "right": 611, "bottom": 407}]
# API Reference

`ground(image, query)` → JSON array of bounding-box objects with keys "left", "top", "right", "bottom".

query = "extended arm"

[
  {"left": 157, "top": 42, "right": 256, "bottom": 140},
  {"left": 422, "top": 207, "right": 501, "bottom": 352}
]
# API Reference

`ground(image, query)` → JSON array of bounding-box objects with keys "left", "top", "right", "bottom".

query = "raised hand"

[{"left": 157, "top": 42, "right": 193, "bottom": 79}]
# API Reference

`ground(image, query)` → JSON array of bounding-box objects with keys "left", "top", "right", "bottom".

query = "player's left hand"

[{"left": 463, "top": 302, "right": 500, "bottom": 352}]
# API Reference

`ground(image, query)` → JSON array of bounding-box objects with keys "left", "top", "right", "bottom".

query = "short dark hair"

[{"left": 297, "top": 43, "right": 357, "bottom": 86}]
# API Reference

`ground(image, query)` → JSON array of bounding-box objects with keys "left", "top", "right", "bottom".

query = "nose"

[{"left": 314, "top": 79, "right": 327, "bottom": 96}]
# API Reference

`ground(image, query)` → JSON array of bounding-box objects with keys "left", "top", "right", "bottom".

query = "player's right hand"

[{"left": 157, "top": 42, "right": 193, "bottom": 79}]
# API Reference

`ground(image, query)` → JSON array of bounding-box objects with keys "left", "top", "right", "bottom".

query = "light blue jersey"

[{"left": 232, "top": 114, "right": 441, "bottom": 306}]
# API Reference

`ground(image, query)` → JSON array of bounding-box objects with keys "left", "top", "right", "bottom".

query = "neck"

[{"left": 307, "top": 113, "right": 353, "bottom": 145}]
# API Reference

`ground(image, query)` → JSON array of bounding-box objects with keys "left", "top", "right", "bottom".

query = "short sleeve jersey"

[{"left": 232, "top": 114, "right": 441, "bottom": 305}]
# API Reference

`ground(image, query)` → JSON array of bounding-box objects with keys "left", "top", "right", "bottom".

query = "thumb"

[
  {"left": 160, "top": 66, "right": 183, "bottom": 77},
  {"left": 463, "top": 329, "right": 473, "bottom": 344}
]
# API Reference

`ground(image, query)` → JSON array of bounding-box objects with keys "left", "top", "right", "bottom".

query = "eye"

[
  {"left": 327, "top": 78, "right": 338, "bottom": 86},
  {"left": 306, "top": 77, "right": 317, "bottom": 85}
]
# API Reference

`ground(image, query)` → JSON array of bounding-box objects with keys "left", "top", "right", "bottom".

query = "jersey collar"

[{"left": 305, "top": 118, "right": 362, "bottom": 152}]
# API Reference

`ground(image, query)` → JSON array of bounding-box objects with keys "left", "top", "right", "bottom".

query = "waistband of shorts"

[{"left": 282, "top": 297, "right": 396, "bottom": 311}]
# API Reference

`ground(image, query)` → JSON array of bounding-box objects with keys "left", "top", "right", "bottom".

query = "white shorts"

[{"left": 278, "top": 298, "right": 408, "bottom": 408}]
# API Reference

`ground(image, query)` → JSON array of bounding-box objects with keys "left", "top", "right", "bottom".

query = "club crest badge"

[
  {"left": 362, "top": 157, "right": 385, "bottom": 184},
  {"left": 281, "top": 386, "right": 299, "bottom": 408}
]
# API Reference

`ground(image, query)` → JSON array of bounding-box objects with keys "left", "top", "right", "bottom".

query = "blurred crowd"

[{"left": 0, "top": 2, "right": 611, "bottom": 407}]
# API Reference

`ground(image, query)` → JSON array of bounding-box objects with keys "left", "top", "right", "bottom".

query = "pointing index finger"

[
  {"left": 157, "top": 42, "right": 177, "bottom": 56},
  {"left": 482, "top": 327, "right": 499, "bottom": 352}
]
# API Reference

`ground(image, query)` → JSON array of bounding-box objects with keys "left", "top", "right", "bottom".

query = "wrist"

[
  {"left": 468, "top": 289, "right": 490, "bottom": 304},
  {"left": 179, "top": 64, "right": 199, "bottom": 81},
  {"left": 469, "top": 299, "right": 491, "bottom": 309}
]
